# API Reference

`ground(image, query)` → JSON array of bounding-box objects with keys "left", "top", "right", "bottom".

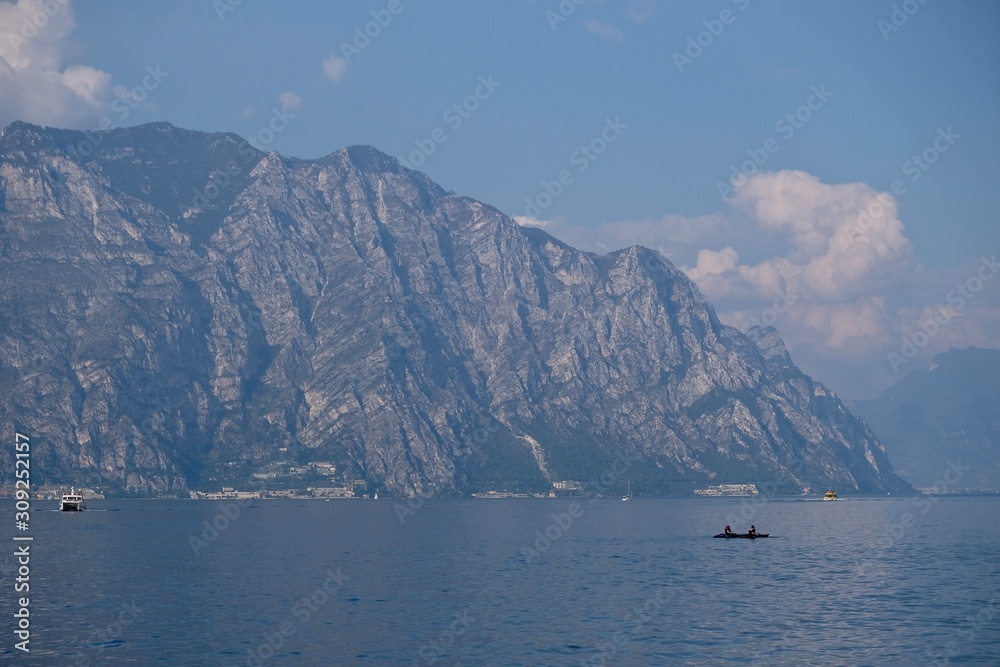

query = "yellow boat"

[{"left": 823, "top": 490, "right": 838, "bottom": 501}]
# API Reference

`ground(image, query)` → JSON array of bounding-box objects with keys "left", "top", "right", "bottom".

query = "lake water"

[{"left": 3, "top": 495, "right": 999, "bottom": 666}]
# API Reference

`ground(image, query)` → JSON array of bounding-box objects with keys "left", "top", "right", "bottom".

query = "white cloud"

[
  {"left": 0, "top": 0, "right": 118, "bottom": 127},
  {"left": 521, "top": 169, "right": 997, "bottom": 397},
  {"left": 322, "top": 55, "right": 348, "bottom": 83},
  {"left": 675, "top": 171, "right": 918, "bottom": 359},
  {"left": 278, "top": 91, "right": 303, "bottom": 111},
  {"left": 60, "top": 63, "right": 113, "bottom": 107},
  {"left": 519, "top": 171, "right": 916, "bottom": 326},
  {"left": 690, "top": 170, "right": 913, "bottom": 304},
  {"left": 686, "top": 247, "right": 739, "bottom": 282},
  {"left": 585, "top": 19, "right": 625, "bottom": 43},
  {"left": 514, "top": 215, "right": 548, "bottom": 229},
  {"left": 626, "top": 0, "right": 656, "bottom": 24}
]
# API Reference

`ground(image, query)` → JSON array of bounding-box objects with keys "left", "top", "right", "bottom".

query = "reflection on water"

[{"left": 1, "top": 496, "right": 998, "bottom": 665}]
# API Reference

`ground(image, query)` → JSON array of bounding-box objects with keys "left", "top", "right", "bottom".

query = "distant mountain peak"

[
  {"left": 853, "top": 346, "right": 1000, "bottom": 490},
  {"left": 0, "top": 120, "right": 56, "bottom": 147},
  {"left": 747, "top": 325, "right": 793, "bottom": 366},
  {"left": 334, "top": 144, "right": 404, "bottom": 172},
  {"left": 1, "top": 119, "right": 34, "bottom": 136}
]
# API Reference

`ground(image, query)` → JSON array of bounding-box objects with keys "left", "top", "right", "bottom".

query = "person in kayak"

[
  {"left": 748, "top": 525, "right": 757, "bottom": 537},
  {"left": 724, "top": 525, "right": 732, "bottom": 536}
]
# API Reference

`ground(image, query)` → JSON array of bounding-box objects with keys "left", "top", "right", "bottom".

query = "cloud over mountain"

[
  {"left": 0, "top": 0, "right": 118, "bottom": 127},
  {"left": 522, "top": 169, "right": 998, "bottom": 398}
]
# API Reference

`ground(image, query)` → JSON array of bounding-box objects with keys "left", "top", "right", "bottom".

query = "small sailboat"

[{"left": 622, "top": 478, "right": 632, "bottom": 502}]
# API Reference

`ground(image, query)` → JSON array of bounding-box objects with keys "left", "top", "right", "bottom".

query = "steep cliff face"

[{"left": 0, "top": 121, "right": 911, "bottom": 495}]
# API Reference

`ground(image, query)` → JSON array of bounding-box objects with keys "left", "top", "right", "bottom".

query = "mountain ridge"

[{"left": 0, "top": 121, "right": 911, "bottom": 496}]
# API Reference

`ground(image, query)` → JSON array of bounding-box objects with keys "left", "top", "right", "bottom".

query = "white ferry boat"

[
  {"left": 60, "top": 487, "right": 85, "bottom": 511},
  {"left": 694, "top": 483, "right": 759, "bottom": 497}
]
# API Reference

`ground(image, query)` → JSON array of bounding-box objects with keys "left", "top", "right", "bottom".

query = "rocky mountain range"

[
  {"left": 852, "top": 348, "right": 1000, "bottom": 491},
  {"left": 0, "top": 121, "right": 912, "bottom": 496}
]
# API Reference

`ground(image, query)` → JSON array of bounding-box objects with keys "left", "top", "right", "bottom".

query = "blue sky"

[{"left": 1, "top": 0, "right": 997, "bottom": 398}]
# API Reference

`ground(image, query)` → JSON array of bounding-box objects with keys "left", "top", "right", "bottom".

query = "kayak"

[{"left": 714, "top": 532, "right": 769, "bottom": 539}]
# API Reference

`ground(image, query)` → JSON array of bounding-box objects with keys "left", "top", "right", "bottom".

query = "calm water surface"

[{"left": 2, "top": 496, "right": 999, "bottom": 665}]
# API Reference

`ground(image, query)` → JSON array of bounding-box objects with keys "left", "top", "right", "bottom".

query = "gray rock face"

[{"left": 0, "top": 121, "right": 911, "bottom": 495}]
